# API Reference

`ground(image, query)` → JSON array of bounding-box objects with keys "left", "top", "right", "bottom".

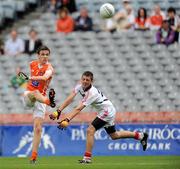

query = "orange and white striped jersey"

[{"left": 27, "top": 60, "right": 54, "bottom": 96}]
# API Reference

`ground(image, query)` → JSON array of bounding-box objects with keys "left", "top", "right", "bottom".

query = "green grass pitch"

[{"left": 0, "top": 156, "right": 180, "bottom": 169}]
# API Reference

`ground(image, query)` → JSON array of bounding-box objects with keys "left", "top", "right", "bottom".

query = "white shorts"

[
  {"left": 23, "top": 91, "right": 46, "bottom": 119},
  {"left": 97, "top": 105, "right": 116, "bottom": 127}
]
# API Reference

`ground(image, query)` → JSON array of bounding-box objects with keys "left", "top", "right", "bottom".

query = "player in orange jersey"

[{"left": 22, "top": 46, "right": 56, "bottom": 164}]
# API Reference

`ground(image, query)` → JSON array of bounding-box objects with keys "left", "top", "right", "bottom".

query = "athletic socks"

[
  {"left": 31, "top": 151, "right": 37, "bottom": 160},
  {"left": 83, "top": 152, "right": 92, "bottom": 162},
  {"left": 134, "top": 132, "right": 144, "bottom": 140}
]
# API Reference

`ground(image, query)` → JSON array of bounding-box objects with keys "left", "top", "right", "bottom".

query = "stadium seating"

[
  {"left": 0, "top": 0, "right": 39, "bottom": 28},
  {"left": 0, "top": 0, "right": 180, "bottom": 113}
]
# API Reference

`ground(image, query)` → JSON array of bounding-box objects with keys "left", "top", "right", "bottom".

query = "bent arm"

[
  {"left": 30, "top": 69, "right": 53, "bottom": 81},
  {"left": 164, "top": 30, "right": 175, "bottom": 45},
  {"left": 66, "top": 102, "right": 85, "bottom": 121},
  {"left": 57, "top": 91, "right": 76, "bottom": 112}
]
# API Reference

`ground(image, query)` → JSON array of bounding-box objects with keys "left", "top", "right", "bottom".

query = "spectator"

[
  {"left": 56, "top": 8, "right": 74, "bottom": 34},
  {"left": 4, "top": 29, "right": 24, "bottom": 56},
  {"left": 156, "top": 20, "right": 175, "bottom": 46},
  {"left": 105, "top": 0, "right": 134, "bottom": 32},
  {"left": 135, "top": 7, "right": 150, "bottom": 30},
  {"left": 59, "top": 0, "right": 77, "bottom": 13},
  {"left": 104, "top": 19, "right": 116, "bottom": 33},
  {"left": 114, "top": 4, "right": 135, "bottom": 31},
  {"left": 176, "top": 23, "right": 180, "bottom": 43},
  {"left": 45, "top": 0, "right": 61, "bottom": 14},
  {"left": 167, "top": 7, "right": 180, "bottom": 31},
  {"left": 74, "top": 7, "right": 93, "bottom": 31},
  {"left": 167, "top": 7, "right": 180, "bottom": 42},
  {"left": 119, "top": 0, "right": 132, "bottom": 13},
  {"left": 24, "top": 29, "right": 43, "bottom": 55},
  {"left": 0, "top": 38, "right": 4, "bottom": 55},
  {"left": 150, "top": 5, "right": 165, "bottom": 30},
  {"left": 11, "top": 67, "right": 27, "bottom": 92}
]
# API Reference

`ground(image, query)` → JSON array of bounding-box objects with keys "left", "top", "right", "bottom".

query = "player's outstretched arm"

[
  {"left": 49, "top": 91, "right": 76, "bottom": 120},
  {"left": 66, "top": 102, "right": 85, "bottom": 121},
  {"left": 57, "top": 102, "right": 85, "bottom": 129}
]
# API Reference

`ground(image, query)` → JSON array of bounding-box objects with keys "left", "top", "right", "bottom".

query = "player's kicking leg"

[{"left": 25, "top": 89, "right": 56, "bottom": 108}]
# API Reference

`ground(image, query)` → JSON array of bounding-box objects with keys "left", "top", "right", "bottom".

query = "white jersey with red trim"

[{"left": 73, "top": 84, "right": 116, "bottom": 120}]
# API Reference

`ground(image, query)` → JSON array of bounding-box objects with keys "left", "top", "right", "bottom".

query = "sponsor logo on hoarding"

[
  {"left": 71, "top": 125, "right": 179, "bottom": 151},
  {"left": 12, "top": 128, "right": 55, "bottom": 157},
  {"left": 108, "top": 142, "right": 171, "bottom": 151},
  {"left": 2, "top": 124, "right": 179, "bottom": 156},
  {"left": 71, "top": 125, "right": 180, "bottom": 141}
]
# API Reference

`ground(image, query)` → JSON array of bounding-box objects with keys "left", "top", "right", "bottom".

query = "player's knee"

[
  {"left": 87, "top": 126, "right": 95, "bottom": 136},
  {"left": 109, "top": 133, "right": 118, "bottom": 140},
  {"left": 32, "top": 90, "right": 39, "bottom": 97},
  {"left": 27, "top": 92, "right": 36, "bottom": 102},
  {"left": 34, "top": 123, "right": 42, "bottom": 135},
  {"left": 110, "top": 136, "right": 118, "bottom": 140}
]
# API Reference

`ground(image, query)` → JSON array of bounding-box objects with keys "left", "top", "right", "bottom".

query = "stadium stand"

[
  {"left": 0, "top": 0, "right": 45, "bottom": 30},
  {"left": 0, "top": 0, "right": 180, "bottom": 115}
]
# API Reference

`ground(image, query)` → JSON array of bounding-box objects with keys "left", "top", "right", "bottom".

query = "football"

[
  {"left": 61, "top": 121, "right": 69, "bottom": 127},
  {"left": 100, "top": 3, "right": 115, "bottom": 19}
]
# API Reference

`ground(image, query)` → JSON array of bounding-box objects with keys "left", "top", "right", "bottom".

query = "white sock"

[{"left": 139, "top": 132, "right": 144, "bottom": 140}]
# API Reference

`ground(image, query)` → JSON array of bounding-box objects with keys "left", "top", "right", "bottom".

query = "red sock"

[
  {"left": 134, "top": 132, "right": 143, "bottom": 140},
  {"left": 83, "top": 151, "right": 92, "bottom": 160},
  {"left": 31, "top": 151, "right": 37, "bottom": 160}
]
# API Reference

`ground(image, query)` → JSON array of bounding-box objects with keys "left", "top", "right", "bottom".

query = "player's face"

[
  {"left": 81, "top": 75, "right": 92, "bottom": 90},
  {"left": 38, "top": 50, "right": 50, "bottom": 64}
]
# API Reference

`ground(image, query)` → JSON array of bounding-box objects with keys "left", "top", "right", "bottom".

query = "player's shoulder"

[
  {"left": 89, "top": 85, "right": 98, "bottom": 94},
  {"left": 30, "top": 60, "right": 38, "bottom": 66},
  {"left": 74, "top": 82, "right": 82, "bottom": 90},
  {"left": 47, "top": 61, "right": 53, "bottom": 67},
  {"left": 91, "top": 85, "right": 97, "bottom": 90},
  {"left": 73, "top": 82, "right": 82, "bottom": 94},
  {"left": 47, "top": 62, "right": 54, "bottom": 70}
]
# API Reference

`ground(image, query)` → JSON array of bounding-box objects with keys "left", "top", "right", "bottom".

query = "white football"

[{"left": 100, "top": 3, "right": 115, "bottom": 19}]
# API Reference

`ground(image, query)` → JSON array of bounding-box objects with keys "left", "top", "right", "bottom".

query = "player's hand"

[
  {"left": 49, "top": 109, "right": 61, "bottom": 120},
  {"left": 18, "top": 72, "right": 29, "bottom": 81},
  {"left": 57, "top": 118, "right": 70, "bottom": 130}
]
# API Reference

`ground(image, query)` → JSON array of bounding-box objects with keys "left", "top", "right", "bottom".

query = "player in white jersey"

[{"left": 49, "top": 71, "right": 148, "bottom": 163}]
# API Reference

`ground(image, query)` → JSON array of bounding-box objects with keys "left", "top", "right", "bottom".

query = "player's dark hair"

[
  {"left": 82, "top": 71, "right": 94, "bottom": 81},
  {"left": 36, "top": 46, "right": 50, "bottom": 54}
]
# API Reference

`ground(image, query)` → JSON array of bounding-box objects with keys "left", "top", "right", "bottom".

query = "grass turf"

[{"left": 0, "top": 156, "right": 180, "bottom": 169}]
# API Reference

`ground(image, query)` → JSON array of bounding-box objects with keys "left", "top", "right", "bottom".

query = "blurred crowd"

[
  {"left": 0, "top": 0, "right": 180, "bottom": 57},
  {"left": 0, "top": 0, "right": 179, "bottom": 96},
  {"left": 105, "top": 0, "right": 180, "bottom": 45},
  {"left": 1, "top": 29, "right": 42, "bottom": 57}
]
